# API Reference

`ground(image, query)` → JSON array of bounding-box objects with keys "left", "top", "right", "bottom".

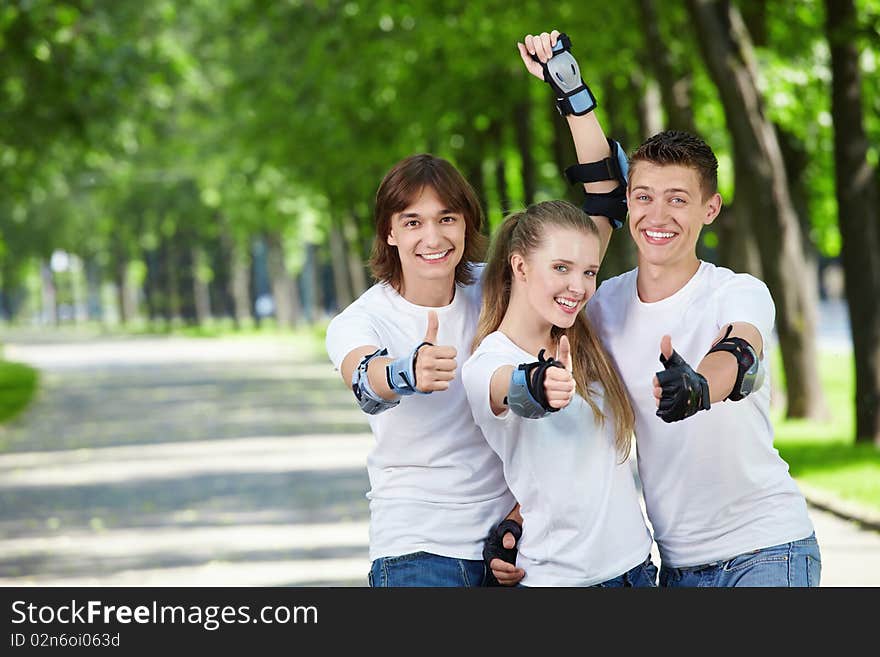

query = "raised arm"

[{"left": 517, "top": 30, "right": 627, "bottom": 259}]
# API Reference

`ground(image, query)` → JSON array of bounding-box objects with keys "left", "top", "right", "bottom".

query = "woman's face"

[{"left": 517, "top": 226, "right": 600, "bottom": 329}]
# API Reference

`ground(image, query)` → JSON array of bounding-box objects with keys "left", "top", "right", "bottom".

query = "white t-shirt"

[
  {"left": 586, "top": 261, "right": 814, "bottom": 568},
  {"left": 462, "top": 331, "right": 653, "bottom": 586},
  {"left": 325, "top": 267, "right": 515, "bottom": 562}
]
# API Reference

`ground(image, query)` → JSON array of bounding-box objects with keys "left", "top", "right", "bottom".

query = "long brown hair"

[
  {"left": 369, "top": 154, "right": 487, "bottom": 290},
  {"left": 473, "top": 200, "right": 635, "bottom": 461}
]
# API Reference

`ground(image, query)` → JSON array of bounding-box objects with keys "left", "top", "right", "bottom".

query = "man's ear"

[
  {"left": 703, "top": 192, "right": 722, "bottom": 226},
  {"left": 387, "top": 223, "right": 397, "bottom": 246}
]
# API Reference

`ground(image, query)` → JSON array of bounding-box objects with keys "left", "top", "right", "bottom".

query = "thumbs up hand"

[
  {"left": 423, "top": 310, "right": 439, "bottom": 344},
  {"left": 653, "top": 335, "right": 711, "bottom": 423},
  {"left": 413, "top": 311, "right": 458, "bottom": 393},
  {"left": 543, "top": 335, "right": 576, "bottom": 410}
]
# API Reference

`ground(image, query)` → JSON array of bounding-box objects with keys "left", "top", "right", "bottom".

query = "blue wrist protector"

[
  {"left": 505, "top": 349, "right": 564, "bottom": 419},
  {"left": 386, "top": 341, "right": 432, "bottom": 396},
  {"left": 352, "top": 348, "right": 400, "bottom": 415},
  {"left": 532, "top": 33, "right": 597, "bottom": 117}
]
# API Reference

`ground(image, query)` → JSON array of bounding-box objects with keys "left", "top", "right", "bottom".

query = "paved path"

[{"left": 1, "top": 331, "right": 877, "bottom": 586}]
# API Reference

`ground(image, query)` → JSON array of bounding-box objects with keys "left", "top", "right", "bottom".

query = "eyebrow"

[
  {"left": 632, "top": 185, "right": 691, "bottom": 195},
  {"left": 398, "top": 209, "right": 457, "bottom": 219},
  {"left": 555, "top": 259, "right": 600, "bottom": 269}
]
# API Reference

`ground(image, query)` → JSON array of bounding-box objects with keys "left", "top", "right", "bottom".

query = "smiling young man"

[
  {"left": 489, "top": 31, "right": 820, "bottom": 588},
  {"left": 586, "top": 132, "right": 819, "bottom": 586},
  {"left": 325, "top": 154, "right": 516, "bottom": 586}
]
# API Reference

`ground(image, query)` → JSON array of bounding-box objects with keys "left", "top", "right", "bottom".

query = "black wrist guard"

[
  {"left": 655, "top": 349, "right": 711, "bottom": 423},
  {"left": 564, "top": 137, "right": 630, "bottom": 229},
  {"left": 504, "top": 349, "right": 565, "bottom": 418},
  {"left": 706, "top": 325, "right": 765, "bottom": 401},
  {"left": 482, "top": 518, "right": 523, "bottom": 585}
]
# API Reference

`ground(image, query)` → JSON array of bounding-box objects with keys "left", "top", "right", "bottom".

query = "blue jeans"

[
  {"left": 517, "top": 556, "right": 658, "bottom": 587},
  {"left": 369, "top": 551, "right": 487, "bottom": 587},
  {"left": 659, "top": 533, "right": 821, "bottom": 587},
  {"left": 593, "top": 556, "right": 658, "bottom": 587}
]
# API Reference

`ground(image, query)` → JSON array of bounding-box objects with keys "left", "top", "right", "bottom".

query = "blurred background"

[{"left": 0, "top": 0, "right": 878, "bottom": 586}]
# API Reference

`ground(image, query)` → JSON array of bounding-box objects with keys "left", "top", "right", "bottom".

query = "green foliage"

[
  {"left": 773, "top": 348, "right": 880, "bottom": 512},
  {"left": 1, "top": 0, "right": 878, "bottom": 318},
  {"left": 0, "top": 360, "right": 38, "bottom": 424}
]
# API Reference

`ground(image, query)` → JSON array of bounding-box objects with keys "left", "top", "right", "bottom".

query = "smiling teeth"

[
  {"left": 646, "top": 230, "right": 675, "bottom": 239},
  {"left": 555, "top": 297, "right": 577, "bottom": 308},
  {"left": 421, "top": 251, "right": 449, "bottom": 260}
]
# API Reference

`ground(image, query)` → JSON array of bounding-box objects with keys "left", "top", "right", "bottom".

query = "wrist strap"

[
  {"left": 532, "top": 33, "right": 597, "bottom": 117},
  {"left": 386, "top": 341, "right": 432, "bottom": 396}
]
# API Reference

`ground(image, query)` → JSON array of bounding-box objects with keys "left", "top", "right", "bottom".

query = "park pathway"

[{"left": 1, "top": 330, "right": 878, "bottom": 586}]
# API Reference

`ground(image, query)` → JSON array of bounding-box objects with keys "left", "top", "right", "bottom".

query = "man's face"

[
  {"left": 627, "top": 162, "right": 721, "bottom": 271},
  {"left": 387, "top": 186, "right": 466, "bottom": 288}
]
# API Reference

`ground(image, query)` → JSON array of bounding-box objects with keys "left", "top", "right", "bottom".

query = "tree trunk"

[
  {"left": 231, "top": 248, "right": 251, "bottom": 328},
  {"left": 687, "top": 0, "right": 826, "bottom": 419},
  {"left": 550, "top": 108, "right": 582, "bottom": 206},
  {"left": 636, "top": 74, "right": 664, "bottom": 139},
  {"left": 207, "top": 230, "right": 233, "bottom": 322},
  {"left": 175, "top": 236, "right": 197, "bottom": 325},
  {"left": 715, "top": 203, "right": 762, "bottom": 277},
  {"left": 40, "top": 261, "right": 58, "bottom": 326},
  {"left": 776, "top": 126, "right": 822, "bottom": 351},
  {"left": 460, "top": 141, "right": 488, "bottom": 220},
  {"left": 84, "top": 257, "right": 103, "bottom": 322},
  {"left": 825, "top": 0, "right": 880, "bottom": 444},
  {"left": 739, "top": 0, "right": 768, "bottom": 46},
  {"left": 142, "top": 249, "right": 157, "bottom": 322},
  {"left": 219, "top": 222, "right": 251, "bottom": 329},
  {"left": 301, "top": 242, "right": 319, "bottom": 323},
  {"left": 639, "top": 0, "right": 698, "bottom": 134},
  {"left": 0, "top": 261, "right": 21, "bottom": 321},
  {"left": 601, "top": 73, "right": 640, "bottom": 154},
  {"left": 265, "top": 229, "right": 300, "bottom": 328},
  {"left": 513, "top": 100, "right": 536, "bottom": 206},
  {"left": 344, "top": 213, "right": 368, "bottom": 296},
  {"left": 488, "top": 118, "right": 511, "bottom": 219},
  {"left": 164, "top": 239, "right": 181, "bottom": 323},
  {"left": 191, "top": 246, "right": 212, "bottom": 326},
  {"left": 328, "top": 217, "right": 354, "bottom": 310},
  {"left": 495, "top": 156, "right": 511, "bottom": 217},
  {"left": 114, "top": 258, "right": 128, "bottom": 325}
]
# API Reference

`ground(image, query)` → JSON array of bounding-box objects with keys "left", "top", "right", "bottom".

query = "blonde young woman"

[
  {"left": 489, "top": 28, "right": 819, "bottom": 588},
  {"left": 461, "top": 201, "right": 656, "bottom": 587}
]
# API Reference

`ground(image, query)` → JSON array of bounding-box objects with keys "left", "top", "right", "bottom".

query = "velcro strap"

[
  {"left": 706, "top": 325, "right": 758, "bottom": 401},
  {"left": 564, "top": 138, "right": 628, "bottom": 186},
  {"left": 555, "top": 85, "right": 597, "bottom": 116},
  {"left": 386, "top": 342, "right": 432, "bottom": 396},
  {"left": 505, "top": 349, "right": 564, "bottom": 419},
  {"left": 581, "top": 186, "right": 628, "bottom": 228},
  {"left": 352, "top": 348, "right": 400, "bottom": 415},
  {"left": 565, "top": 160, "right": 618, "bottom": 186}
]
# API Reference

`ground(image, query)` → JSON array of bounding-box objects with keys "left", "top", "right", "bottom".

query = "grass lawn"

[
  {"left": 0, "top": 359, "right": 38, "bottom": 424},
  {"left": 771, "top": 348, "right": 880, "bottom": 513}
]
